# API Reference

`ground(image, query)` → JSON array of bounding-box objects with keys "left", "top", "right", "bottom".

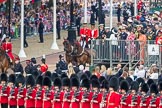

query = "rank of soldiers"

[{"left": 0, "top": 72, "right": 162, "bottom": 108}]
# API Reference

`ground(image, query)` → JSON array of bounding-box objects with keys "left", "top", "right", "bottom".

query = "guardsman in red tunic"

[
  {"left": 40, "top": 55, "right": 48, "bottom": 73},
  {"left": 2, "top": 36, "right": 14, "bottom": 63},
  {"left": 149, "top": 83, "right": 160, "bottom": 108},
  {"left": 91, "top": 79, "right": 102, "bottom": 108},
  {"left": 100, "top": 79, "right": 109, "bottom": 108},
  {"left": 35, "top": 75, "right": 43, "bottom": 108},
  {"left": 87, "top": 23, "right": 98, "bottom": 48},
  {"left": 42, "top": 76, "right": 53, "bottom": 108},
  {"left": 139, "top": 83, "right": 151, "bottom": 108},
  {"left": 62, "top": 77, "right": 72, "bottom": 108},
  {"left": 70, "top": 77, "right": 81, "bottom": 108},
  {"left": 25, "top": 75, "right": 36, "bottom": 108},
  {"left": 127, "top": 81, "right": 141, "bottom": 108},
  {"left": 17, "top": 74, "right": 26, "bottom": 108},
  {"left": 119, "top": 80, "right": 129, "bottom": 108},
  {"left": 106, "top": 77, "right": 120, "bottom": 108},
  {"left": 52, "top": 77, "right": 64, "bottom": 108},
  {"left": 80, "top": 23, "right": 90, "bottom": 48},
  {"left": 159, "top": 82, "right": 162, "bottom": 108},
  {"left": 8, "top": 74, "right": 18, "bottom": 108},
  {"left": 0, "top": 73, "right": 10, "bottom": 108},
  {"left": 80, "top": 78, "right": 93, "bottom": 108}
]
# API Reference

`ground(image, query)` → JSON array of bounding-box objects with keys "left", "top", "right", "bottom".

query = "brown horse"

[
  {"left": 63, "top": 39, "right": 75, "bottom": 64},
  {"left": 0, "top": 47, "right": 19, "bottom": 73},
  {"left": 73, "top": 41, "right": 92, "bottom": 66}
]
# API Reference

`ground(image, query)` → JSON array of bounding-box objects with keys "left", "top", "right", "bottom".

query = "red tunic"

[
  {"left": 40, "top": 64, "right": 48, "bottom": 73},
  {"left": 139, "top": 95, "right": 151, "bottom": 108},
  {"left": 80, "top": 91, "right": 93, "bottom": 108},
  {"left": 106, "top": 91, "right": 120, "bottom": 108},
  {"left": 148, "top": 96, "right": 160, "bottom": 108},
  {"left": 119, "top": 94, "right": 129, "bottom": 108},
  {"left": 127, "top": 94, "right": 141, "bottom": 108},
  {"left": 159, "top": 95, "right": 162, "bottom": 108},
  {"left": 71, "top": 91, "right": 82, "bottom": 108},
  {"left": 0, "top": 85, "right": 10, "bottom": 104},
  {"left": 80, "top": 28, "right": 91, "bottom": 43},
  {"left": 2, "top": 42, "right": 14, "bottom": 60},
  {"left": 17, "top": 87, "right": 26, "bottom": 106},
  {"left": 90, "top": 29, "right": 98, "bottom": 39},
  {"left": 91, "top": 92, "right": 102, "bottom": 108},
  {"left": 8, "top": 87, "right": 18, "bottom": 106},
  {"left": 62, "top": 91, "right": 73, "bottom": 108},
  {"left": 26, "top": 88, "right": 36, "bottom": 108},
  {"left": 53, "top": 91, "right": 64, "bottom": 108},
  {"left": 35, "top": 88, "right": 44, "bottom": 108},
  {"left": 43, "top": 89, "right": 54, "bottom": 108},
  {"left": 101, "top": 92, "right": 108, "bottom": 108}
]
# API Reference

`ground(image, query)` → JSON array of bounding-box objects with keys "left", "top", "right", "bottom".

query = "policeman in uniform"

[
  {"left": 35, "top": 75, "right": 43, "bottom": 108},
  {"left": 25, "top": 75, "right": 36, "bottom": 108},
  {"left": 16, "top": 74, "right": 26, "bottom": 108},
  {"left": 80, "top": 23, "right": 90, "bottom": 48},
  {"left": 42, "top": 76, "right": 53, "bottom": 108},
  {"left": 8, "top": 74, "right": 18, "bottom": 108},
  {"left": 91, "top": 79, "right": 102, "bottom": 108},
  {"left": 52, "top": 77, "right": 64, "bottom": 108},
  {"left": 70, "top": 77, "right": 81, "bottom": 108},
  {"left": 106, "top": 77, "right": 120, "bottom": 108},
  {"left": 119, "top": 80, "right": 129, "bottom": 108}
]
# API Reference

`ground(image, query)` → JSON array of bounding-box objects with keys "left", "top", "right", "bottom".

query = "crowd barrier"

[{"left": 91, "top": 39, "right": 162, "bottom": 70}]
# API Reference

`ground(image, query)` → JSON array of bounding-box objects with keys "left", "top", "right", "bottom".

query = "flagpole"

[
  {"left": 51, "top": 0, "right": 59, "bottom": 49},
  {"left": 18, "top": 0, "right": 26, "bottom": 58}
]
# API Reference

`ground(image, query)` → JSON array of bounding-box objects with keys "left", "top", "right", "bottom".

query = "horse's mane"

[{"left": 0, "top": 47, "right": 5, "bottom": 55}]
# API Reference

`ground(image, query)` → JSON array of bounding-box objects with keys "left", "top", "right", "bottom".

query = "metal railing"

[{"left": 91, "top": 39, "right": 162, "bottom": 70}]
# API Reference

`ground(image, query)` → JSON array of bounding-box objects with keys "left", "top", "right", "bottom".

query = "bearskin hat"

[
  {"left": 62, "top": 77, "right": 71, "bottom": 87},
  {"left": 101, "top": 79, "right": 109, "bottom": 90},
  {"left": 159, "top": 82, "right": 162, "bottom": 91},
  {"left": 8, "top": 74, "right": 16, "bottom": 83},
  {"left": 16, "top": 74, "right": 25, "bottom": 85},
  {"left": 80, "top": 78, "right": 90, "bottom": 89},
  {"left": 36, "top": 75, "right": 43, "bottom": 86},
  {"left": 130, "top": 81, "right": 139, "bottom": 92},
  {"left": 71, "top": 77, "right": 79, "bottom": 88},
  {"left": 61, "top": 73, "right": 68, "bottom": 79},
  {"left": 126, "top": 77, "right": 133, "bottom": 86},
  {"left": 43, "top": 76, "right": 51, "bottom": 87},
  {"left": 136, "top": 78, "right": 145, "bottom": 87},
  {"left": 80, "top": 73, "right": 88, "bottom": 81},
  {"left": 51, "top": 73, "right": 59, "bottom": 81},
  {"left": 26, "top": 75, "right": 35, "bottom": 87},
  {"left": 147, "top": 79, "right": 154, "bottom": 87},
  {"left": 150, "top": 83, "right": 158, "bottom": 94},
  {"left": 53, "top": 77, "right": 62, "bottom": 88},
  {"left": 99, "top": 76, "right": 106, "bottom": 84},
  {"left": 120, "top": 80, "right": 129, "bottom": 92},
  {"left": 70, "top": 74, "right": 79, "bottom": 80},
  {"left": 119, "top": 77, "right": 125, "bottom": 85},
  {"left": 91, "top": 79, "right": 100, "bottom": 88},
  {"left": 0, "top": 73, "right": 7, "bottom": 82},
  {"left": 141, "top": 83, "right": 149, "bottom": 93},
  {"left": 109, "top": 77, "right": 119, "bottom": 91},
  {"left": 44, "top": 71, "right": 52, "bottom": 78},
  {"left": 90, "top": 75, "right": 98, "bottom": 81},
  {"left": 31, "top": 57, "right": 36, "bottom": 64}
]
